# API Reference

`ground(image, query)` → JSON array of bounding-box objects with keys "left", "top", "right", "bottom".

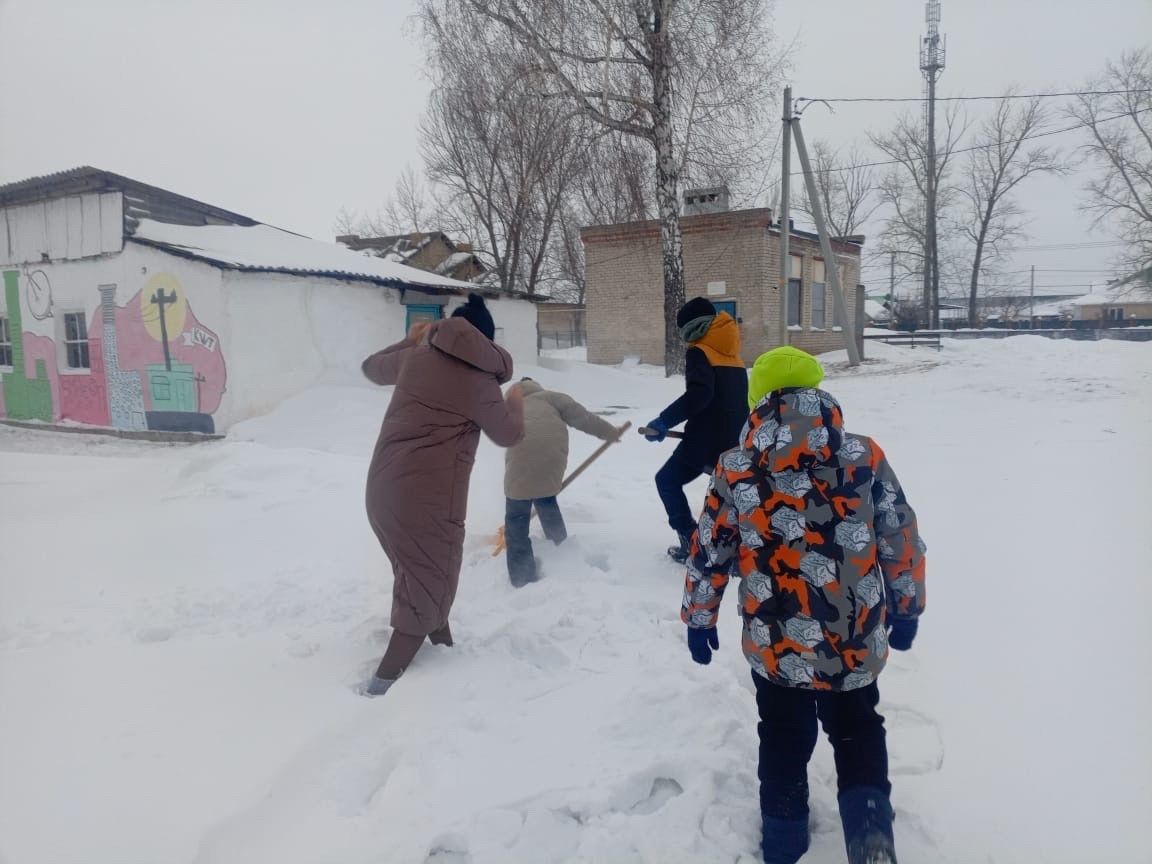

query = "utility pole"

[
  {"left": 920, "top": 0, "right": 946, "bottom": 329},
  {"left": 792, "top": 118, "right": 861, "bottom": 366},
  {"left": 1029, "top": 264, "right": 1035, "bottom": 328},
  {"left": 889, "top": 251, "right": 896, "bottom": 303},
  {"left": 777, "top": 86, "right": 792, "bottom": 348}
]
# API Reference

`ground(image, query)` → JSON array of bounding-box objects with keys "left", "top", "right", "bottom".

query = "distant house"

[
  {"left": 1068, "top": 285, "right": 1152, "bottom": 324},
  {"left": 337, "top": 231, "right": 492, "bottom": 284},
  {"left": 865, "top": 299, "right": 892, "bottom": 326},
  {"left": 0, "top": 167, "right": 536, "bottom": 435},
  {"left": 581, "top": 188, "right": 864, "bottom": 366}
]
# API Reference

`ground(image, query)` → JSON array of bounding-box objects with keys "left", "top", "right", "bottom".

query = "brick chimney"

[{"left": 682, "top": 185, "right": 730, "bottom": 216}]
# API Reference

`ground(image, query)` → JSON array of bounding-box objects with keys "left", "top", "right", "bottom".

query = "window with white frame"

[
  {"left": 811, "top": 260, "right": 827, "bottom": 329},
  {"left": 63, "top": 311, "right": 91, "bottom": 370},
  {"left": 787, "top": 254, "right": 803, "bottom": 327},
  {"left": 1106, "top": 307, "right": 1124, "bottom": 321},
  {"left": 0, "top": 315, "right": 11, "bottom": 368}
]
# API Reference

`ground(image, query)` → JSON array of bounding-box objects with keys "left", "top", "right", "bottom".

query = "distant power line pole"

[
  {"left": 920, "top": 0, "right": 946, "bottom": 329},
  {"left": 778, "top": 85, "right": 793, "bottom": 348}
]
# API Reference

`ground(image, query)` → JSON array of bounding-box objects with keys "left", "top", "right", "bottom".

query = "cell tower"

[{"left": 920, "top": 0, "right": 946, "bottom": 328}]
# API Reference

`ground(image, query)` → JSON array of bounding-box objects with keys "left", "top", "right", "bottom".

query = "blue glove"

[
  {"left": 888, "top": 618, "right": 918, "bottom": 652},
  {"left": 643, "top": 418, "right": 669, "bottom": 442},
  {"left": 687, "top": 626, "right": 719, "bottom": 665}
]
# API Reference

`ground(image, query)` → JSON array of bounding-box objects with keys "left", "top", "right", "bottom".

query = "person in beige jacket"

[{"left": 504, "top": 378, "right": 622, "bottom": 586}]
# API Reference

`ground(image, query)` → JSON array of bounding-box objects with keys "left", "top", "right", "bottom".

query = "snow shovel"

[
  {"left": 491, "top": 420, "right": 632, "bottom": 556},
  {"left": 637, "top": 426, "right": 685, "bottom": 440}
]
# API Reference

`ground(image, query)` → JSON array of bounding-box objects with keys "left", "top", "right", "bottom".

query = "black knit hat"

[
  {"left": 452, "top": 293, "right": 496, "bottom": 341},
  {"left": 676, "top": 297, "right": 717, "bottom": 328}
]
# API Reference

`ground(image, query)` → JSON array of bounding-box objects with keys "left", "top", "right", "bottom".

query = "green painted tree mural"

[{"left": 1, "top": 270, "right": 53, "bottom": 422}]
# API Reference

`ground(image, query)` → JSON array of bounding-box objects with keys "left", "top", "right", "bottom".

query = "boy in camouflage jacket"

[{"left": 681, "top": 347, "right": 926, "bottom": 864}]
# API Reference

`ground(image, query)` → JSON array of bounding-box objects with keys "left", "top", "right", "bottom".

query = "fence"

[
  {"left": 539, "top": 329, "right": 587, "bottom": 351},
  {"left": 869, "top": 327, "right": 1152, "bottom": 345}
]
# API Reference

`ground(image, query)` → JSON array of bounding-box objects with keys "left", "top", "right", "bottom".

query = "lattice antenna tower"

[
  {"left": 920, "top": 0, "right": 947, "bottom": 121},
  {"left": 918, "top": 0, "right": 946, "bottom": 327}
]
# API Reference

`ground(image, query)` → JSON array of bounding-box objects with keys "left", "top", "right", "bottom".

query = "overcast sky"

[{"left": 1, "top": 0, "right": 1149, "bottom": 296}]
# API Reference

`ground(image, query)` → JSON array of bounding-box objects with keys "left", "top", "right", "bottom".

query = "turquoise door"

[
  {"left": 406, "top": 304, "right": 443, "bottom": 331},
  {"left": 714, "top": 300, "right": 738, "bottom": 321}
]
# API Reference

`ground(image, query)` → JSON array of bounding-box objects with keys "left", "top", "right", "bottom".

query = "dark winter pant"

[
  {"left": 505, "top": 496, "right": 567, "bottom": 586},
  {"left": 655, "top": 443, "right": 713, "bottom": 534},
  {"left": 375, "top": 623, "right": 453, "bottom": 680},
  {"left": 752, "top": 672, "right": 890, "bottom": 821}
]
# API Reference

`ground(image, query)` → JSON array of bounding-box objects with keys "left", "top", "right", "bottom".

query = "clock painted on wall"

[{"left": 26, "top": 270, "right": 53, "bottom": 320}]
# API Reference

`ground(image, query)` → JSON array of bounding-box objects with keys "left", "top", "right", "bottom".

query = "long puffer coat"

[
  {"left": 363, "top": 317, "right": 524, "bottom": 637},
  {"left": 504, "top": 380, "right": 619, "bottom": 500}
]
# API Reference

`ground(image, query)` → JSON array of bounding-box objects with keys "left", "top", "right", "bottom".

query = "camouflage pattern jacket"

[{"left": 681, "top": 388, "right": 926, "bottom": 691}]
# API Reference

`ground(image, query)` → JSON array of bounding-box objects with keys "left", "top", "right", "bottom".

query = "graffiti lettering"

[{"left": 180, "top": 327, "right": 218, "bottom": 352}]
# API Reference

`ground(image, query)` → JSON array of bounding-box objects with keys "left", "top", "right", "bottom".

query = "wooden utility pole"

[
  {"left": 792, "top": 117, "right": 861, "bottom": 366},
  {"left": 777, "top": 86, "right": 793, "bottom": 348},
  {"left": 1029, "top": 264, "right": 1036, "bottom": 328}
]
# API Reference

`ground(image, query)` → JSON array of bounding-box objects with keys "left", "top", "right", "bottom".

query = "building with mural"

[{"left": 0, "top": 168, "right": 539, "bottom": 435}]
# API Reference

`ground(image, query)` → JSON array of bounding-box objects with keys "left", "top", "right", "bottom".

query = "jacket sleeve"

[
  {"left": 550, "top": 393, "right": 619, "bottom": 441},
  {"left": 658, "top": 347, "right": 715, "bottom": 429},
  {"left": 361, "top": 338, "right": 415, "bottom": 386},
  {"left": 465, "top": 380, "right": 525, "bottom": 447},
  {"left": 870, "top": 443, "right": 927, "bottom": 620},
  {"left": 681, "top": 466, "right": 741, "bottom": 629}
]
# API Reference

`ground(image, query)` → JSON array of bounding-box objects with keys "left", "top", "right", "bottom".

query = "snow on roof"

[
  {"left": 865, "top": 299, "right": 891, "bottom": 320},
  {"left": 1067, "top": 285, "right": 1149, "bottom": 307},
  {"left": 131, "top": 220, "right": 479, "bottom": 293},
  {"left": 435, "top": 251, "right": 478, "bottom": 274},
  {"left": 1028, "top": 298, "right": 1076, "bottom": 317}
]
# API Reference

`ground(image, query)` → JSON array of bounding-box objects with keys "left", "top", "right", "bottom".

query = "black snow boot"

[
  {"left": 838, "top": 787, "right": 897, "bottom": 864},
  {"left": 667, "top": 527, "right": 695, "bottom": 563}
]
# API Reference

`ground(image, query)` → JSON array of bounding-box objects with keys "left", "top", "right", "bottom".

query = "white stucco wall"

[
  {"left": 2, "top": 226, "right": 539, "bottom": 431},
  {"left": 218, "top": 274, "right": 540, "bottom": 427},
  {"left": 217, "top": 271, "right": 404, "bottom": 426},
  {"left": 453, "top": 293, "right": 538, "bottom": 370}
]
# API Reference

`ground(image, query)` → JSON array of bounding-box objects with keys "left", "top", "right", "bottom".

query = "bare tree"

[
  {"left": 416, "top": 4, "right": 588, "bottom": 295},
  {"left": 957, "top": 94, "right": 1064, "bottom": 325},
  {"left": 1067, "top": 49, "right": 1152, "bottom": 285},
  {"left": 870, "top": 105, "right": 967, "bottom": 325},
  {"left": 796, "top": 141, "right": 880, "bottom": 239},
  {"left": 455, "top": 0, "right": 783, "bottom": 374},
  {"left": 334, "top": 165, "right": 441, "bottom": 239}
]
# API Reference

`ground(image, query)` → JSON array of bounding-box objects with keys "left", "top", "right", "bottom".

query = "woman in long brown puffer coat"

[{"left": 360, "top": 294, "right": 524, "bottom": 696}]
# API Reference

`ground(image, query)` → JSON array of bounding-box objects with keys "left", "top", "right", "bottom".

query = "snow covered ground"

[{"left": 2, "top": 338, "right": 1150, "bottom": 864}]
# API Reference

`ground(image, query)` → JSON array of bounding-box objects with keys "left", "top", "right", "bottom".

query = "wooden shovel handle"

[{"left": 638, "top": 426, "right": 685, "bottom": 440}]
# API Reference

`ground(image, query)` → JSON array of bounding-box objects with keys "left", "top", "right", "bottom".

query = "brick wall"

[{"left": 583, "top": 209, "right": 862, "bottom": 366}]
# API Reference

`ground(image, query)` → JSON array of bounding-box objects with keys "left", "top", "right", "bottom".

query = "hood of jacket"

[
  {"left": 429, "top": 317, "right": 514, "bottom": 383},
  {"left": 691, "top": 312, "right": 744, "bottom": 369},
  {"left": 743, "top": 388, "right": 846, "bottom": 473},
  {"left": 518, "top": 379, "right": 545, "bottom": 398}
]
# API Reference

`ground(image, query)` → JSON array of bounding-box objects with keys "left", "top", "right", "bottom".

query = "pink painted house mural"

[
  {"left": 0, "top": 167, "right": 536, "bottom": 436},
  {"left": 1, "top": 268, "right": 227, "bottom": 434}
]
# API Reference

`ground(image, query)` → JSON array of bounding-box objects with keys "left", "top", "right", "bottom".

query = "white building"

[{"left": 0, "top": 167, "right": 537, "bottom": 435}]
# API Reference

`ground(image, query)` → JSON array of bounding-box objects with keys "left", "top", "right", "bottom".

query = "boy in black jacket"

[{"left": 644, "top": 297, "right": 748, "bottom": 561}]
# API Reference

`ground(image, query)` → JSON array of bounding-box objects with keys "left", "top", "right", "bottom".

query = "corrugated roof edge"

[
  {"left": 127, "top": 236, "right": 544, "bottom": 302},
  {"left": 0, "top": 166, "right": 261, "bottom": 228}
]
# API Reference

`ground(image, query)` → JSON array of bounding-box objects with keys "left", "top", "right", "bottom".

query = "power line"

[
  {"left": 796, "top": 88, "right": 1151, "bottom": 106},
  {"left": 790, "top": 108, "right": 1150, "bottom": 178}
]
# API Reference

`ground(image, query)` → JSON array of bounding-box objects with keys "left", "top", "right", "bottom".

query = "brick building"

[{"left": 581, "top": 193, "right": 864, "bottom": 366}]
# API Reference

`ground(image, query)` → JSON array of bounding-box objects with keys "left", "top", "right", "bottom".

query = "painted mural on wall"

[{"left": 0, "top": 269, "right": 227, "bottom": 434}]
